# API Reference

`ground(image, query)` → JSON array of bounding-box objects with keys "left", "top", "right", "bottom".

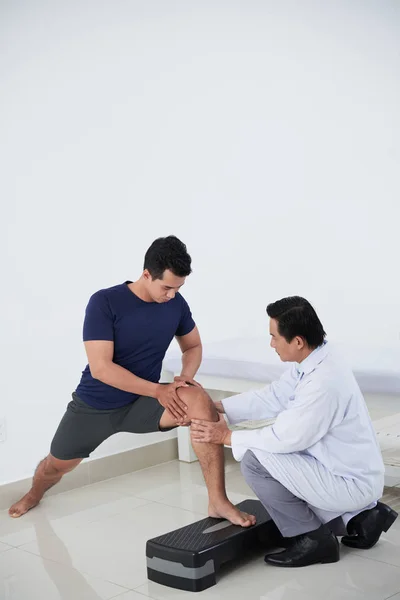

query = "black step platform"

[{"left": 146, "top": 499, "right": 274, "bottom": 592}]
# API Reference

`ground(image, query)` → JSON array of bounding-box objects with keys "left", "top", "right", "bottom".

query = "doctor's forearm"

[{"left": 222, "top": 391, "right": 279, "bottom": 425}]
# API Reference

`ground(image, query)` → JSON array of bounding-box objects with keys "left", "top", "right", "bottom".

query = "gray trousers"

[{"left": 241, "top": 450, "right": 347, "bottom": 538}]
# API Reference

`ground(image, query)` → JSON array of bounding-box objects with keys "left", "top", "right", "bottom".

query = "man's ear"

[{"left": 295, "top": 336, "right": 305, "bottom": 349}]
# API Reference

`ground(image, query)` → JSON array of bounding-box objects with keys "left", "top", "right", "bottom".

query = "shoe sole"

[{"left": 265, "top": 554, "right": 340, "bottom": 567}]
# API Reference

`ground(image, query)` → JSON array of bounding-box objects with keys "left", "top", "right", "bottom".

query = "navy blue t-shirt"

[{"left": 75, "top": 281, "right": 195, "bottom": 409}]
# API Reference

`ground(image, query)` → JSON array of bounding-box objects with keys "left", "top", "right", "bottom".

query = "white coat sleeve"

[
  {"left": 221, "top": 366, "right": 297, "bottom": 425},
  {"left": 230, "top": 381, "right": 339, "bottom": 460}
]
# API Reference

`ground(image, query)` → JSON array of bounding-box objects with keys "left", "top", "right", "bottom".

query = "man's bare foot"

[
  {"left": 209, "top": 501, "right": 256, "bottom": 527},
  {"left": 9, "top": 493, "right": 40, "bottom": 518}
]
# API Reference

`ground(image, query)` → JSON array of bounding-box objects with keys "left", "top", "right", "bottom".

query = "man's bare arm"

[
  {"left": 84, "top": 340, "right": 188, "bottom": 419},
  {"left": 176, "top": 326, "right": 202, "bottom": 380},
  {"left": 85, "top": 340, "right": 160, "bottom": 396}
]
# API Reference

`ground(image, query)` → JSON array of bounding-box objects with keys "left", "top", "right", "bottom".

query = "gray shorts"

[{"left": 50, "top": 392, "right": 176, "bottom": 460}]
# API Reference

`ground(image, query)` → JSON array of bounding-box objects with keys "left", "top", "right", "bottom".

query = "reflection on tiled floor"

[{"left": 1, "top": 458, "right": 400, "bottom": 600}]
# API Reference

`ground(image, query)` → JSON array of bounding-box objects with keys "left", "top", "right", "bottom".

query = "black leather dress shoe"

[
  {"left": 341, "top": 501, "right": 398, "bottom": 549},
  {"left": 264, "top": 525, "right": 340, "bottom": 567}
]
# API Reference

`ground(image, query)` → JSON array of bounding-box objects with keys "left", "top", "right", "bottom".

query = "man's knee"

[{"left": 177, "top": 386, "right": 217, "bottom": 420}]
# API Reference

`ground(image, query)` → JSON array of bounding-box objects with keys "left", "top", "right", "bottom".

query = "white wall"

[{"left": 2, "top": 0, "right": 399, "bottom": 485}]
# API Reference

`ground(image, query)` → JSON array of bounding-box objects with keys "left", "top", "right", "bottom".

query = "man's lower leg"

[
  {"left": 9, "top": 455, "right": 80, "bottom": 518},
  {"left": 179, "top": 387, "right": 256, "bottom": 527}
]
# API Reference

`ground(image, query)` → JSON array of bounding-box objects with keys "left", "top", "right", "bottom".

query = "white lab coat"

[{"left": 223, "top": 342, "right": 385, "bottom": 523}]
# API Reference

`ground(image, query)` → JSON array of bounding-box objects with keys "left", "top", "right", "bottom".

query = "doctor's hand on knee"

[{"left": 190, "top": 414, "right": 232, "bottom": 445}]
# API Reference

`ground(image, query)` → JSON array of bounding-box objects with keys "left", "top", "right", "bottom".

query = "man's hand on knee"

[
  {"left": 174, "top": 375, "right": 202, "bottom": 388},
  {"left": 155, "top": 381, "right": 189, "bottom": 421}
]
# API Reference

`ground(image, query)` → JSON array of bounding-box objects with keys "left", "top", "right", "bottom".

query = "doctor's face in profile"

[{"left": 269, "top": 318, "right": 305, "bottom": 362}]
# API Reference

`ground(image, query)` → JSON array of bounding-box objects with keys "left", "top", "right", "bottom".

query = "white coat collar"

[{"left": 296, "top": 341, "right": 329, "bottom": 377}]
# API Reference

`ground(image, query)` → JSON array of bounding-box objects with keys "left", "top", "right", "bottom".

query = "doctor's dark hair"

[
  {"left": 144, "top": 235, "right": 192, "bottom": 280},
  {"left": 266, "top": 296, "right": 326, "bottom": 348}
]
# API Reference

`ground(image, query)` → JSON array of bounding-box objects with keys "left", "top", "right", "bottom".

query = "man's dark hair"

[
  {"left": 266, "top": 296, "right": 326, "bottom": 348},
  {"left": 144, "top": 235, "right": 192, "bottom": 280}
]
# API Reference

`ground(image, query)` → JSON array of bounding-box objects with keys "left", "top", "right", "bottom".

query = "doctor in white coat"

[{"left": 191, "top": 296, "right": 398, "bottom": 567}]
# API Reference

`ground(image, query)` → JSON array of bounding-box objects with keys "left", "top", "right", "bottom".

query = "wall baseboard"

[{"left": 0, "top": 438, "right": 178, "bottom": 512}]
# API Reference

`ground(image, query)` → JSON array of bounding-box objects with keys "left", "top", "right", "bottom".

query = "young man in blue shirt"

[{"left": 10, "top": 235, "right": 256, "bottom": 527}]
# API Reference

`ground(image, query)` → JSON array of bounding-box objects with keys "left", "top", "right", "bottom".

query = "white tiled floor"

[{"left": 1, "top": 458, "right": 400, "bottom": 600}]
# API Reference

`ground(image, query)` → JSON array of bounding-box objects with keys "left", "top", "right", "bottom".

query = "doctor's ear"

[{"left": 295, "top": 336, "right": 306, "bottom": 349}]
